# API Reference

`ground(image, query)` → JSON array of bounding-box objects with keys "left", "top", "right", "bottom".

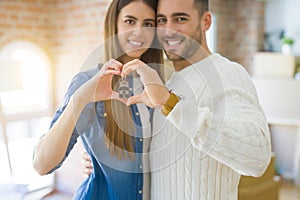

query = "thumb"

[
  {"left": 111, "top": 91, "right": 128, "bottom": 104},
  {"left": 127, "top": 95, "right": 142, "bottom": 106},
  {"left": 111, "top": 91, "right": 120, "bottom": 100}
]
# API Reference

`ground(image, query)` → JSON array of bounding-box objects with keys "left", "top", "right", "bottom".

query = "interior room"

[{"left": 0, "top": 0, "right": 299, "bottom": 199}]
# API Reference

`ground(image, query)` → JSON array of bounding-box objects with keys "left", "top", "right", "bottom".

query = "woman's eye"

[{"left": 125, "top": 20, "right": 135, "bottom": 25}]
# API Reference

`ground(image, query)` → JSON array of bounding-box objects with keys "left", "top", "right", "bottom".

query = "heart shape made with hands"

[{"left": 102, "top": 59, "right": 170, "bottom": 108}]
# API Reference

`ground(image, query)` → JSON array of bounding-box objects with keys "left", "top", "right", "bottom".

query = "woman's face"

[{"left": 117, "top": 1, "right": 156, "bottom": 60}]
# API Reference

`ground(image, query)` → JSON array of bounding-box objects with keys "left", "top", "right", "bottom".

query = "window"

[
  {"left": 0, "top": 41, "right": 52, "bottom": 114},
  {"left": 0, "top": 40, "right": 54, "bottom": 194}
]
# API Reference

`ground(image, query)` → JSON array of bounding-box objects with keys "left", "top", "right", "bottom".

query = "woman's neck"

[{"left": 119, "top": 55, "right": 140, "bottom": 64}]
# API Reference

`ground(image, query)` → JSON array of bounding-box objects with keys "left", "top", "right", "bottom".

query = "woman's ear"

[{"left": 201, "top": 11, "right": 212, "bottom": 31}]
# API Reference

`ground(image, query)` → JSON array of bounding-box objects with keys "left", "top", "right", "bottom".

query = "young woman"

[{"left": 32, "top": 0, "right": 163, "bottom": 199}]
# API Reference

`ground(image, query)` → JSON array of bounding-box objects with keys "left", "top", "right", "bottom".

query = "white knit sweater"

[{"left": 150, "top": 54, "right": 271, "bottom": 200}]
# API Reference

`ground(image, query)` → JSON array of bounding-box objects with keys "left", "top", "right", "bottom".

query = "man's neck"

[{"left": 172, "top": 48, "right": 212, "bottom": 71}]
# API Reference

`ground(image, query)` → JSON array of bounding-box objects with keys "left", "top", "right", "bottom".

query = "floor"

[
  {"left": 44, "top": 180, "right": 300, "bottom": 200},
  {"left": 1, "top": 175, "right": 300, "bottom": 200},
  {"left": 280, "top": 179, "right": 300, "bottom": 200},
  {"left": 1, "top": 139, "right": 300, "bottom": 200},
  {"left": 0, "top": 138, "right": 54, "bottom": 200},
  {"left": 1, "top": 179, "right": 300, "bottom": 200}
]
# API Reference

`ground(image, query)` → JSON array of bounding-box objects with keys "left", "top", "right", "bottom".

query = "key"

[{"left": 118, "top": 77, "right": 130, "bottom": 98}]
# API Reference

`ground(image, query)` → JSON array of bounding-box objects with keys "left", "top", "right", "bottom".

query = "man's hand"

[
  {"left": 121, "top": 59, "right": 170, "bottom": 107},
  {"left": 82, "top": 152, "right": 93, "bottom": 178}
]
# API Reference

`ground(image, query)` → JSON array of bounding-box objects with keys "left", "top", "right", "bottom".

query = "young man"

[
  {"left": 84, "top": 0, "right": 271, "bottom": 199},
  {"left": 122, "top": 0, "right": 271, "bottom": 199}
]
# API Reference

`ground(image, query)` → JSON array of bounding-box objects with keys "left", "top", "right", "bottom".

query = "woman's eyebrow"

[
  {"left": 123, "top": 15, "right": 155, "bottom": 22},
  {"left": 123, "top": 15, "right": 138, "bottom": 20}
]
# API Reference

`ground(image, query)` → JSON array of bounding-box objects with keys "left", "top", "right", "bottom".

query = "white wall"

[{"left": 265, "top": 0, "right": 300, "bottom": 55}]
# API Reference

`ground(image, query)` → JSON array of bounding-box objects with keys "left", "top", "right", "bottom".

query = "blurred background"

[{"left": 0, "top": 0, "right": 299, "bottom": 199}]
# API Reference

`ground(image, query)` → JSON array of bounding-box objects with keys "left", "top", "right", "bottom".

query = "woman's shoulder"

[
  {"left": 75, "top": 64, "right": 103, "bottom": 80},
  {"left": 66, "top": 64, "right": 103, "bottom": 94},
  {"left": 70, "top": 64, "right": 103, "bottom": 84}
]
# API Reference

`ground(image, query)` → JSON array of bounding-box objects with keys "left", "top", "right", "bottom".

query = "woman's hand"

[
  {"left": 82, "top": 152, "right": 93, "bottom": 178},
  {"left": 121, "top": 59, "right": 170, "bottom": 107},
  {"left": 74, "top": 59, "right": 123, "bottom": 105}
]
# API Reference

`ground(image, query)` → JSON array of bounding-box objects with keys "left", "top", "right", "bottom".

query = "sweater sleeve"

[{"left": 166, "top": 64, "right": 271, "bottom": 177}]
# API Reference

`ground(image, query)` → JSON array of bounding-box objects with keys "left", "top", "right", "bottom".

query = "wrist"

[{"left": 161, "top": 91, "right": 181, "bottom": 116}]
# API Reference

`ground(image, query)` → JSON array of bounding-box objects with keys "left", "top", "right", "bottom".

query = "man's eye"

[
  {"left": 157, "top": 18, "right": 166, "bottom": 24},
  {"left": 125, "top": 20, "right": 135, "bottom": 25},
  {"left": 144, "top": 22, "right": 154, "bottom": 27},
  {"left": 176, "top": 17, "right": 187, "bottom": 22}
]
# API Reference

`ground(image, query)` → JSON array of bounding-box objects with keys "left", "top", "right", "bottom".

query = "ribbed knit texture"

[{"left": 150, "top": 54, "right": 271, "bottom": 200}]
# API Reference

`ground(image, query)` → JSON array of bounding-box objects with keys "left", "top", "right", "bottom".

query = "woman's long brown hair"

[{"left": 103, "top": 0, "right": 163, "bottom": 159}]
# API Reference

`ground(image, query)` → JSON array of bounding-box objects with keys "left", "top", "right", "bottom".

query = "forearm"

[
  {"left": 166, "top": 99, "right": 271, "bottom": 176},
  {"left": 33, "top": 95, "right": 87, "bottom": 175},
  {"left": 202, "top": 116, "right": 271, "bottom": 177}
]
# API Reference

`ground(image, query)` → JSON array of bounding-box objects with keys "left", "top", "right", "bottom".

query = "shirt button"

[
  {"left": 135, "top": 112, "right": 139, "bottom": 116},
  {"left": 139, "top": 165, "right": 143, "bottom": 169},
  {"left": 103, "top": 112, "right": 107, "bottom": 117},
  {"left": 139, "top": 138, "right": 143, "bottom": 142},
  {"left": 139, "top": 190, "right": 143, "bottom": 194}
]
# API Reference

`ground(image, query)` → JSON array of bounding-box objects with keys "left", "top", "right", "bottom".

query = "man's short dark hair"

[{"left": 194, "top": 0, "right": 209, "bottom": 17}]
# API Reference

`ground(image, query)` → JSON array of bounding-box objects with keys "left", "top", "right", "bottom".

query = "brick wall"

[
  {"left": 0, "top": 0, "right": 54, "bottom": 49},
  {"left": 0, "top": 0, "right": 110, "bottom": 108},
  {"left": 50, "top": 0, "right": 109, "bottom": 106},
  {"left": 0, "top": 0, "right": 265, "bottom": 108},
  {"left": 211, "top": 0, "right": 265, "bottom": 72}
]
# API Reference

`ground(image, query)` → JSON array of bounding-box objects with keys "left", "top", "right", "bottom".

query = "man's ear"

[{"left": 201, "top": 11, "right": 212, "bottom": 31}]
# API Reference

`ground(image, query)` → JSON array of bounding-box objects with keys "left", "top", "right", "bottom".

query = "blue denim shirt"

[{"left": 48, "top": 66, "right": 145, "bottom": 200}]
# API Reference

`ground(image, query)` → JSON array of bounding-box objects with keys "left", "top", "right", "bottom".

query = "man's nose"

[
  {"left": 164, "top": 23, "right": 178, "bottom": 37},
  {"left": 164, "top": 27, "right": 177, "bottom": 37}
]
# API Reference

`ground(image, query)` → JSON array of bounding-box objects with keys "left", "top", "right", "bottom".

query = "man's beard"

[{"left": 165, "top": 27, "right": 202, "bottom": 62}]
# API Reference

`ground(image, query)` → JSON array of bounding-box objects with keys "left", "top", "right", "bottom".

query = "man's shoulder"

[{"left": 212, "top": 54, "right": 248, "bottom": 75}]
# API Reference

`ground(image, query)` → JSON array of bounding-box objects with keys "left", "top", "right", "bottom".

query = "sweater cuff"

[{"left": 166, "top": 99, "right": 211, "bottom": 143}]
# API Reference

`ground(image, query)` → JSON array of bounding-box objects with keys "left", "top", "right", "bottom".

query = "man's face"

[{"left": 157, "top": 0, "right": 203, "bottom": 61}]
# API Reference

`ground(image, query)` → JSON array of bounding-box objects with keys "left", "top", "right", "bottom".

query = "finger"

[
  {"left": 82, "top": 152, "right": 90, "bottom": 160},
  {"left": 113, "top": 60, "right": 123, "bottom": 68},
  {"left": 82, "top": 152, "right": 93, "bottom": 167},
  {"left": 84, "top": 160, "right": 93, "bottom": 168},
  {"left": 104, "top": 59, "right": 114, "bottom": 69},
  {"left": 83, "top": 168, "right": 92, "bottom": 176},
  {"left": 122, "top": 59, "right": 150, "bottom": 78},
  {"left": 121, "top": 64, "right": 134, "bottom": 77},
  {"left": 111, "top": 92, "right": 128, "bottom": 104},
  {"left": 103, "top": 69, "right": 121, "bottom": 75},
  {"left": 111, "top": 91, "right": 120, "bottom": 100},
  {"left": 126, "top": 95, "right": 143, "bottom": 106},
  {"left": 106, "top": 59, "right": 123, "bottom": 71},
  {"left": 81, "top": 160, "right": 92, "bottom": 168},
  {"left": 118, "top": 98, "right": 128, "bottom": 104},
  {"left": 122, "top": 60, "right": 140, "bottom": 77}
]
